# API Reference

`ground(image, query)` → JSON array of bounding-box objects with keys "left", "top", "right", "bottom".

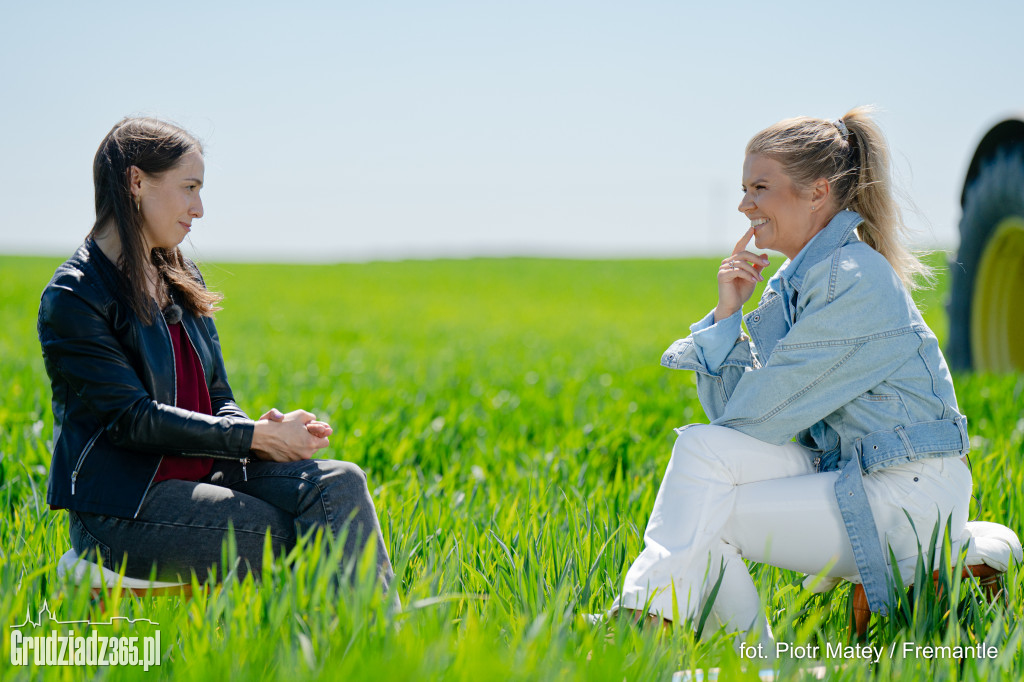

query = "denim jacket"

[{"left": 661, "top": 209, "right": 970, "bottom": 614}]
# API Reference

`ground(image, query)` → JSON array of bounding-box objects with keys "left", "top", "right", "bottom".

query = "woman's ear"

[
  {"left": 127, "top": 165, "right": 143, "bottom": 199},
  {"left": 810, "top": 177, "right": 830, "bottom": 206}
]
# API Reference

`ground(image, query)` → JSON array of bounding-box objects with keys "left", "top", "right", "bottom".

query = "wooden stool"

[
  {"left": 57, "top": 549, "right": 193, "bottom": 597},
  {"left": 850, "top": 563, "right": 1005, "bottom": 639},
  {"left": 847, "top": 521, "right": 1021, "bottom": 639}
]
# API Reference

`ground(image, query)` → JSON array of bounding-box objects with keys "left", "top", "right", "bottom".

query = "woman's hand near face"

[
  {"left": 251, "top": 408, "right": 333, "bottom": 462},
  {"left": 714, "top": 226, "right": 770, "bottom": 322}
]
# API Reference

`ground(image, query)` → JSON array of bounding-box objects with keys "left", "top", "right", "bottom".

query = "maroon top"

[{"left": 152, "top": 322, "right": 215, "bottom": 483}]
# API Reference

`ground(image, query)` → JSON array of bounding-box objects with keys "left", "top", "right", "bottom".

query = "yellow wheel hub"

[{"left": 971, "top": 216, "right": 1024, "bottom": 371}]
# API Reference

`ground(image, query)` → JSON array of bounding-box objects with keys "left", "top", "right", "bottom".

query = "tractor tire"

[{"left": 947, "top": 146, "right": 1024, "bottom": 372}]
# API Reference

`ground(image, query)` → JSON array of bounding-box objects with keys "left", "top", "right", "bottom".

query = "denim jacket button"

[{"left": 753, "top": 315, "right": 760, "bottom": 322}]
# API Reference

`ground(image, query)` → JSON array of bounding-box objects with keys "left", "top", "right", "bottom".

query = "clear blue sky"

[{"left": 2, "top": 1, "right": 1021, "bottom": 262}]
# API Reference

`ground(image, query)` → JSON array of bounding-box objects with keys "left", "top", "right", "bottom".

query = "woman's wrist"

[
  {"left": 250, "top": 419, "right": 275, "bottom": 457},
  {"left": 714, "top": 304, "right": 740, "bottom": 323}
]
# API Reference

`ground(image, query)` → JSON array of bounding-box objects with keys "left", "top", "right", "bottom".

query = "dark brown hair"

[{"left": 90, "top": 117, "right": 222, "bottom": 322}]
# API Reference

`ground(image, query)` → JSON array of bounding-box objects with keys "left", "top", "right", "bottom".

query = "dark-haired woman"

[
  {"left": 609, "top": 107, "right": 971, "bottom": 650},
  {"left": 39, "top": 117, "right": 394, "bottom": 591}
]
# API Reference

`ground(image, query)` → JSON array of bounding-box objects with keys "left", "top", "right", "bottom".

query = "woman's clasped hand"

[{"left": 252, "top": 408, "right": 334, "bottom": 462}]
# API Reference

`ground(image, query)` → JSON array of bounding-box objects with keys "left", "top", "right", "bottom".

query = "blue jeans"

[{"left": 68, "top": 458, "right": 393, "bottom": 590}]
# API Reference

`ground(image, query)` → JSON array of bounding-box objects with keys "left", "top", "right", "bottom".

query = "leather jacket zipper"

[
  {"left": 179, "top": 321, "right": 252, "bottom": 481},
  {"left": 132, "top": 312, "right": 179, "bottom": 518},
  {"left": 180, "top": 319, "right": 251, "bottom": 475},
  {"left": 159, "top": 313, "right": 179, "bottom": 414},
  {"left": 70, "top": 427, "right": 104, "bottom": 495}
]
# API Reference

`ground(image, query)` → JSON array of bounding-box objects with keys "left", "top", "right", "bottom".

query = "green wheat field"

[{"left": 1, "top": 253, "right": 1022, "bottom": 681}]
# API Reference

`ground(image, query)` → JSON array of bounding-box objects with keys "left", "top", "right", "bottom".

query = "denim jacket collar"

[
  {"left": 752, "top": 210, "right": 865, "bottom": 359},
  {"left": 781, "top": 209, "right": 864, "bottom": 292}
]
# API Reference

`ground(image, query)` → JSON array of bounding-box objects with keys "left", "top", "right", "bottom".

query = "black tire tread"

[{"left": 947, "top": 146, "right": 1024, "bottom": 370}]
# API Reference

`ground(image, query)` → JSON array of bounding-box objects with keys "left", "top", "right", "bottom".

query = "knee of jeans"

[
  {"left": 669, "top": 425, "right": 737, "bottom": 487},
  {"left": 671, "top": 425, "right": 719, "bottom": 468},
  {"left": 320, "top": 461, "right": 372, "bottom": 504}
]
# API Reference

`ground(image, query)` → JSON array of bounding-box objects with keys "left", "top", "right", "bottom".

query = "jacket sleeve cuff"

[
  {"left": 689, "top": 309, "right": 743, "bottom": 372},
  {"left": 236, "top": 418, "right": 255, "bottom": 455}
]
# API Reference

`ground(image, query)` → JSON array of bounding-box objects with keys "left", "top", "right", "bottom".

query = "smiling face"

[
  {"left": 738, "top": 153, "right": 824, "bottom": 260},
  {"left": 131, "top": 150, "right": 205, "bottom": 251}
]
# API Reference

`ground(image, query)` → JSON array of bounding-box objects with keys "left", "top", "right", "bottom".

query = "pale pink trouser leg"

[{"left": 614, "top": 424, "right": 971, "bottom": 646}]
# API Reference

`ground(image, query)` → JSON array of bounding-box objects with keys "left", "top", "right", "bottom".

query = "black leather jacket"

[{"left": 38, "top": 239, "right": 255, "bottom": 518}]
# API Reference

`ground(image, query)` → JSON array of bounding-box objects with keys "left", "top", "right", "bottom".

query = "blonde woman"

[{"left": 612, "top": 108, "right": 972, "bottom": 647}]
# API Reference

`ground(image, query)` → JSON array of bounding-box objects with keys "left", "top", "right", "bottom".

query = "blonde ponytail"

[{"left": 841, "top": 107, "right": 933, "bottom": 290}]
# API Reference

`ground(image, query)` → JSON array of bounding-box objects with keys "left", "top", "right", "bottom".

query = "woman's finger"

[
  {"left": 305, "top": 422, "right": 334, "bottom": 438},
  {"left": 299, "top": 435, "right": 329, "bottom": 457},
  {"left": 731, "top": 250, "right": 770, "bottom": 267},
  {"left": 284, "top": 409, "right": 317, "bottom": 424},
  {"left": 719, "top": 257, "right": 761, "bottom": 273},
  {"left": 720, "top": 258, "right": 763, "bottom": 282},
  {"left": 732, "top": 225, "right": 756, "bottom": 254}
]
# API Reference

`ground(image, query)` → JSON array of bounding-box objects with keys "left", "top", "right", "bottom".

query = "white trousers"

[{"left": 614, "top": 424, "right": 972, "bottom": 641}]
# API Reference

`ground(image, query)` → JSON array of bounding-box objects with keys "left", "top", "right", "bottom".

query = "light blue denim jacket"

[{"left": 661, "top": 209, "right": 970, "bottom": 615}]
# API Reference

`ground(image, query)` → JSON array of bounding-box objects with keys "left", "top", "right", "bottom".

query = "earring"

[{"left": 135, "top": 197, "right": 141, "bottom": 212}]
